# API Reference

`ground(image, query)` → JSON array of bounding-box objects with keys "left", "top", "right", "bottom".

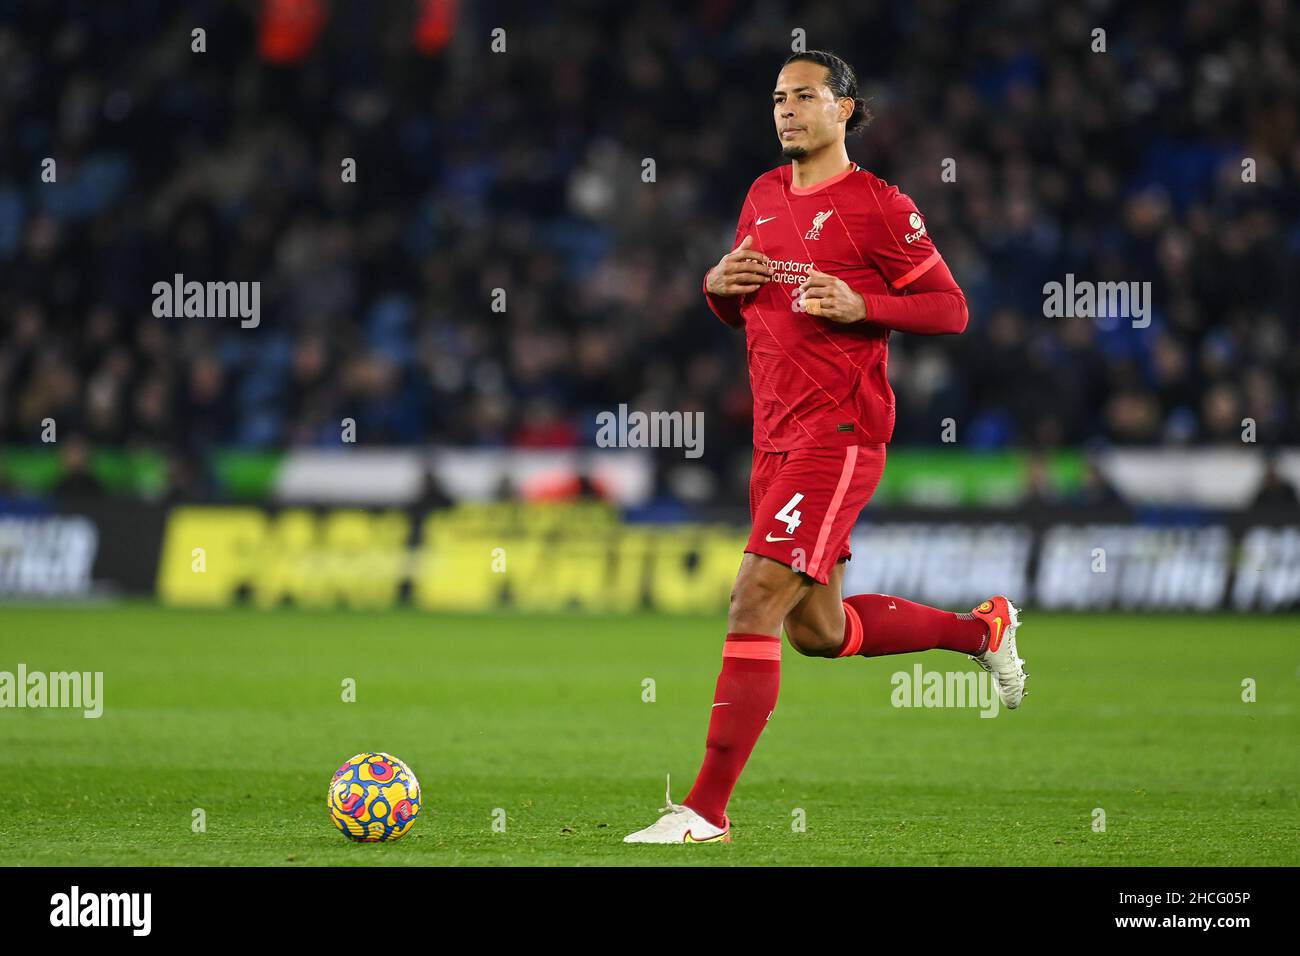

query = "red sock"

[
  {"left": 837, "top": 594, "right": 987, "bottom": 658},
  {"left": 683, "top": 634, "right": 781, "bottom": 829}
]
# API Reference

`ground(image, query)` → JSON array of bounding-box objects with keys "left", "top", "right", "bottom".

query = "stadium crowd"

[{"left": 1, "top": 0, "right": 1297, "bottom": 501}]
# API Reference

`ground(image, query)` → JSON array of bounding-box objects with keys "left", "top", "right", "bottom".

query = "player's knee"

[
  {"left": 785, "top": 617, "right": 841, "bottom": 658},
  {"left": 728, "top": 571, "right": 789, "bottom": 634}
]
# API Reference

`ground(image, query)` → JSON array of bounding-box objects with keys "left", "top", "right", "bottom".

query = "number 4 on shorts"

[{"left": 775, "top": 493, "right": 804, "bottom": 534}]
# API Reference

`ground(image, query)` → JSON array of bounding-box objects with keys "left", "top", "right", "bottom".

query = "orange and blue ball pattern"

[{"left": 328, "top": 752, "right": 422, "bottom": 842}]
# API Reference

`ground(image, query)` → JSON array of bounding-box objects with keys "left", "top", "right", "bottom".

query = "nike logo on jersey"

[
  {"left": 764, "top": 532, "right": 795, "bottom": 542},
  {"left": 755, "top": 215, "right": 777, "bottom": 225}
]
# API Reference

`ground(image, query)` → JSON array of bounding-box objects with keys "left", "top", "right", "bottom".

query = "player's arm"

[
  {"left": 798, "top": 257, "right": 968, "bottom": 334},
  {"left": 703, "top": 216, "right": 771, "bottom": 329}
]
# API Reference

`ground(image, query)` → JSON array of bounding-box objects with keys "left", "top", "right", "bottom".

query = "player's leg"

[
  {"left": 783, "top": 560, "right": 1013, "bottom": 666},
  {"left": 625, "top": 446, "right": 847, "bottom": 844},
  {"left": 836, "top": 592, "right": 1028, "bottom": 707},
  {"left": 783, "top": 558, "right": 849, "bottom": 657},
  {"left": 623, "top": 553, "right": 810, "bottom": 844},
  {"left": 681, "top": 445, "right": 874, "bottom": 827},
  {"left": 773, "top": 449, "right": 1028, "bottom": 707},
  {"left": 837, "top": 591, "right": 988, "bottom": 657},
  {"left": 783, "top": 565, "right": 1029, "bottom": 707},
  {"left": 680, "top": 551, "right": 811, "bottom": 816},
  {"left": 727, "top": 551, "right": 814, "bottom": 635}
]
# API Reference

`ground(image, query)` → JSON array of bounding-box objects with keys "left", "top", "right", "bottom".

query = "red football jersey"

[{"left": 705, "top": 162, "right": 943, "bottom": 451}]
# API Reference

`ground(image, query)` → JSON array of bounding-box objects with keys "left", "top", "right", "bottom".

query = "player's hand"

[
  {"left": 798, "top": 270, "right": 867, "bottom": 324},
  {"left": 706, "top": 235, "right": 773, "bottom": 297}
]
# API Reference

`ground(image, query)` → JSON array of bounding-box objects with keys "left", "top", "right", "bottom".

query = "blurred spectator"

[
  {"left": 52, "top": 434, "right": 103, "bottom": 499},
  {"left": 1252, "top": 462, "right": 1300, "bottom": 508}
]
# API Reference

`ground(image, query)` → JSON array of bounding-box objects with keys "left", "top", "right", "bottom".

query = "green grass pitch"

[{"left": 0, "top": 603, "right": 1296, "bottom": 866}]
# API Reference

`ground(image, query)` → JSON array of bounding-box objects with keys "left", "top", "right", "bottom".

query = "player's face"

[{"left": 772, "top": 62, "right": 850, "bottom": 158}]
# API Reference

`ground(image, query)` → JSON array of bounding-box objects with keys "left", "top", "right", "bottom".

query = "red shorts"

[{"left": 745, "top": 444, "right": 886, "bottom": 585}]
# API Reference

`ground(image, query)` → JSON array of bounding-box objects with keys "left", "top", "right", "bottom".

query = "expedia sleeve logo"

[{"left": 905, "top": 211, "right": 927, "bottom": 243}]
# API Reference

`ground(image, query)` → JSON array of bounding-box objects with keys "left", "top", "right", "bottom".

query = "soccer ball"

[{"left": 327, "top": 752, "right": 422, "bottom": 842}]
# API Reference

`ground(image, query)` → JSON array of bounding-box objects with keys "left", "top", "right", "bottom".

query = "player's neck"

[{"left": 789, "top": 145, "right": 852, "bottom": 190}]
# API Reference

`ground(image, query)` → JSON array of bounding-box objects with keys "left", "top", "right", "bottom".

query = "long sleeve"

[
  {"left": 856, "top": 255, "right": 968, "bottom": 335},
  {"left": 852, "top": 183, "right": 967, "bottom": 335},
  {"left": 704, "top": 271, "right": 745, "bottom": 328},
  {"left": 703, "top": 203, "right": 753, "bottom": 329}
]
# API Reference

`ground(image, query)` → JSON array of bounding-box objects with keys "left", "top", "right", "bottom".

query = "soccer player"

[{"left": 625, "top": 51, "right": 1028, "bottom": 844}]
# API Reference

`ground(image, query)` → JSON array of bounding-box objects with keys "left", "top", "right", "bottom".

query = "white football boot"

[
  {"left": 969, "top": 596, "right": 1028, "bottom": 709},
  {"left": 623, "top": 775, "right": 731, "bottom": 844}
]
